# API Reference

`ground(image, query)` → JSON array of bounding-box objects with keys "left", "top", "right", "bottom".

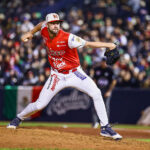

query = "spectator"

[
  {"left": 90, "top": 58, "right": 117, "bottom": 128},
  {"left": 0, "top": 0, "right": 149, "bottom": 88},
  {"left": 23, "top": 70, "right": 38, "bottom": 86}
]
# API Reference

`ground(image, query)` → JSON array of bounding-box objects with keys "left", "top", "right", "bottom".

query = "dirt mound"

[{"left": 0, "top": 126, "right": 150, "bottom": 150}]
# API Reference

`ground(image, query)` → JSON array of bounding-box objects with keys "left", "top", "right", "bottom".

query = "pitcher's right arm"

[{"left": 21, "top": 21, "right": 44, "bottom": 42}]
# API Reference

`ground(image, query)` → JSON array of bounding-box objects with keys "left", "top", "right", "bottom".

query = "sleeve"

[{"left": 68, "top": 33, "right": 86, "bottom": 49}]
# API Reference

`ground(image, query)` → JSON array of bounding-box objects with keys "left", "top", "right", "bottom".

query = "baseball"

[{"left": 24, "top": 39, "right": 28, "bottom": 42}]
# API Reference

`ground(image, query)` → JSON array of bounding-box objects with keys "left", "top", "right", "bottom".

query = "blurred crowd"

[{"left": 0, "top": 0, "right": 150, "bottom": 88}]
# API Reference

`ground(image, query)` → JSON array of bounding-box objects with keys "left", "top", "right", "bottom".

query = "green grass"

[
  {"left": 137, "top": 139, "right": 150, "bottom": 142},
  {"left": 0, "top": 121, "right": 91, "bottom": 128},
  {"left": 114, "top": 124, "right": 150, "bottom": 130},
  {"left": 1, "top": 121, "right": 150, "bottom": 129}
]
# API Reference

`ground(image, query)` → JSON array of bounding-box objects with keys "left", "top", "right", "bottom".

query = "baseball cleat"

[
  {"left": 7, "top": 117, "right": 22, "bottom": 129},
  {"left": 100, "top": 124, "right": 122, "bottom": 140}
]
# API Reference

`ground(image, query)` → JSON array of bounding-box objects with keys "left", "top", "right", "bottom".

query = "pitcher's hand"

[
  {"left": 109, "top": 43, "right": 116, "bottom": 50},
  {"left": 21, "top": 32, "right": 33, "bottom": 42}
]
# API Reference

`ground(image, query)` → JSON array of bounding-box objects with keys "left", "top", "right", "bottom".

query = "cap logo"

[
  {"left": 46, "top": 13, "right": 63, "bottom": 23},
  {"left": 53, "top": 14, "right": 58, "bottom": 19}
]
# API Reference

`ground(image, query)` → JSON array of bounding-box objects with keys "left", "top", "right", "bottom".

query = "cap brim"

[{"left": 47, "top": 20, "right": 63, "bottom": 23}]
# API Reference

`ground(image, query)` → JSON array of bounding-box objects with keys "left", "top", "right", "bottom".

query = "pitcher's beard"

[{"left": 48, "top": 28, "right": 59, "bottom": 36}]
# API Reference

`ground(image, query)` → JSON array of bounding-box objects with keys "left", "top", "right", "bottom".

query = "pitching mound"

[{"left": 0, "top": 126, "right": 150, "bottom": 150}]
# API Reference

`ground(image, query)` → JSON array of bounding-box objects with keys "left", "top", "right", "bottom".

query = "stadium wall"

[{"left": 0, "top": 86, "right": 149, "bottom": 124}]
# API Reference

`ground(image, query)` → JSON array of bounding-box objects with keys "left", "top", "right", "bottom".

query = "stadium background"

[{"left": 0, "top": 0, "right": 150, "bottom": 125}]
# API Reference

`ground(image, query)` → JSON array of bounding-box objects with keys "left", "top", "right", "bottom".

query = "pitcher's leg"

[
  {"left": 68, "top": 68, "right": 122, "bottom": 140},
  {"left": 18, "top": 74, "right": 64, "bottom": 120},
  {"left": 7, "top": 73, "right": 65, "bottom": 128},
  {"left": 17, "top": 76, "right": 52, "bottom": 120},
  {"left": 67, "top": 69, "right": 108, "bottom": 126},
  {"left": 88, "top": 84, "right": 108, "bottom": 126}
]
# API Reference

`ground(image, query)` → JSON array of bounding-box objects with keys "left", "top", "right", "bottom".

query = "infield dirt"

[{"left": 0, "top": 126, "right": 150, "bottom": 150}]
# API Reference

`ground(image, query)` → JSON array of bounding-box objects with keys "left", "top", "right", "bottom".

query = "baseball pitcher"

[{"left": 7, "top": 13, "right": 122, "bottom": 140}]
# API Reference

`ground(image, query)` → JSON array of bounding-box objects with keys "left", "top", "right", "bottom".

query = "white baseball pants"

[{"left": 18, "top": 66, "right": 108, "bottom": 126}]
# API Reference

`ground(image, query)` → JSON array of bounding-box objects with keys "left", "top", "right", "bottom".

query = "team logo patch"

[
  {"left": 53, "top": 14, "right": 58, "bottom": 19},
  {"left": 75, "top": 37, "right": 81, "bottom": 42},
  {"left": 74, "top": 71, "right": 87, "bottom": 80},
  {"left": 51, "top": 74, "right": 60, "bottom": 91},
  {"left": 47, "top": 74, "right": 60, "bottom": 91},
  {"left": 71, "top": 36, "right": 75, "bottom": 41}
]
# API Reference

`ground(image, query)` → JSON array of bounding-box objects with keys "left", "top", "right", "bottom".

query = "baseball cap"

[{"left": 46, "top": 13, "right": 63, "bottom": 23}]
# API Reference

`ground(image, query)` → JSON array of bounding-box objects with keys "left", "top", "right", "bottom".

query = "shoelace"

[
  {"left": 101, "top": 124, "right": 117, "bottom": 135},
  {"left": 107, "top": 126, "right": 116, "bottom": 134}
]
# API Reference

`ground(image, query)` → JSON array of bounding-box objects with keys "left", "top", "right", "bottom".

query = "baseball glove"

[{"left": 104, "top": 42, "right": 120, "bottom": 65}]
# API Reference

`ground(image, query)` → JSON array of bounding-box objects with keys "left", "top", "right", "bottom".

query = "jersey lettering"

[
  {"left": 41, "top": 28, "right": 80, "bottom": 71},
  {"left": 51, "top": 74, "right": 60, "bottom": 91},
  {"left": 49, "top": 50, "right": 65, "bottom": 56},
  {"left": 74, "top": 71, "right": 87, "bottom": 80}
]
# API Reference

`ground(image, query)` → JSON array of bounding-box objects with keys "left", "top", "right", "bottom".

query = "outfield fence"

[{"left": 0, "top": 86, "right": 149, "bottom": 124}]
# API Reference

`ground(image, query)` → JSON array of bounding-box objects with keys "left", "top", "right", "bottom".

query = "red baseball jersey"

[{"left": 41, "top": 22, "right": 86, "bottom": 71}]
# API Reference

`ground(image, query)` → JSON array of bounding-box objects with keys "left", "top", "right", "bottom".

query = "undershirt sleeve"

[{"left": 68, "top": 33, "right": 86, "bottom": 49}]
